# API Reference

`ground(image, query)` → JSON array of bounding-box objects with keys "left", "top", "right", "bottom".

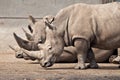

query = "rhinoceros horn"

[
  {"left": 22, "top": 28, "right": 33, "bottom": 41},
  {"left": 13, "top": 32, "right": 33, "bottom": 50},
  {"left": 9, "top": 45, "right": 18, "bottom": 52},
  {"left": 21, "top": 48, "right": 42, "bottom": 59}
]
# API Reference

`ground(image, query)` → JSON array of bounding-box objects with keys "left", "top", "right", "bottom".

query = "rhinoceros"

[
  {"left": 11, "top": 16, "right": 118, "bottom": 63},
  {"left": 22, "top": 2, "right": 120, "bottom": 69}
]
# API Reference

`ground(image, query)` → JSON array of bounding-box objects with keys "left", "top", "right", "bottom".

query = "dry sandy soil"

[{"left": 0, "top": 53, "right": 120, "bottom": 80}]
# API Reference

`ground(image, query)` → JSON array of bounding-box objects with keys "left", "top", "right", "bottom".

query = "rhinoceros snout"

[{"left": 41, "top": 62, "right": 53, "bottom": 67}]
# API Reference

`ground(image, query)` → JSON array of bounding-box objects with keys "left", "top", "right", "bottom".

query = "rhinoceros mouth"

[
  {"left": 23, "top": 57, "right": 36, "bottom": 61},
  {"left": 41, "top": 62, "right": 53, "bottom": 67},
  {"left": 41, "top": 57, "right": 56, "bottom": 67}
]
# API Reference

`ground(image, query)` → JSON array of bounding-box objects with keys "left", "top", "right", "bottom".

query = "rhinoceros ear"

[
  {"left": 22, "top": 28, "right": 33, "bottom": 41},
  {"left": 13, "top": 33, "right": 32, "bottom": 50},
  {"left": 45, "top": 21, "right": 55, "bottom": 30},
  {"left": 43, "top": 15, "right": 55, "bottom": 24},
  {"left": 44, "top": 17, "right": 56, "bottom": 30},
  {"left": 28, "top": 15, "right": 36, "bottom": 25}
]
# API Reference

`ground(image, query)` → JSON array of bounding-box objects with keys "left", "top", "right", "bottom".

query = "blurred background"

[{"left": 0, "top": 0, "right": 118, "bottom": 52}]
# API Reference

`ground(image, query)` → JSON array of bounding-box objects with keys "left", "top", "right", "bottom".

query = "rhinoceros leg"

[
  {"left": 87, "top": 48, "right": 99, "bottom": 69},
  {"left": 55, "top": 46, "right": 77, "bottom": 63},
  {"left": 112, "top": 56, "right": 120, "bottom": 63},
  {"left": 73, "top": 39, "right": 91, "bottom": 69},
  {"left": 109, "top": 55, "right": 117, "bottom": 63},
  {"left": 93, "top": 48, "right": 115, "bottom": 62}
]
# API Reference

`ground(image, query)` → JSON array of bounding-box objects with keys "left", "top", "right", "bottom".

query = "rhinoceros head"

[
  {"left": 16, "top": 16, "right": 64, "bottom": 67},
  {"left": 28, "top": 15, "right": 54, "bottom": 43},
  {"left": 13, "top": 15, "right": 55, "bottom": 61},
  {"left": 14, "top": 15, "right": 54, "bottom": 50},
  {"left": 9, "top": 45, "right": 36, "bottom": 60},
  {"left": 35, "top": 18, "right": 65, "bottom": 67}
]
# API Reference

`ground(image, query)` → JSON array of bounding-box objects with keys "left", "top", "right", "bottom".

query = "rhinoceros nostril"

[
  {"left": 44, "top": 62, "right": 48, "bottom": 66},
  {"left": 16, "top": 54, "right": 23, "bottom": 58},
  {"left": 44, "top": 62, "right": 52, "bottom": 67},
  {"left": 18, "top": 54, "right": 21, "bottom": 57}
]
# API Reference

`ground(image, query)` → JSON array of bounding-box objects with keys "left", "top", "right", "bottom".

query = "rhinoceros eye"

[
  {"left": 48, "top": 45, "right": 52, "bottom": 51},
  {"left": 38, "top": 36, "right": 45, "bottom": 44},
  {"left": 49, "top": 46, "right": 52, "bottom": 50},
  {"left": 38, "top": 39, "right": 43, "bottom": 43}
]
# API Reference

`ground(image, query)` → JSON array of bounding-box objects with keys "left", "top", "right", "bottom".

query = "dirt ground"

[{"left": 0, "top": 53, "right": 120, "bottom": 80}]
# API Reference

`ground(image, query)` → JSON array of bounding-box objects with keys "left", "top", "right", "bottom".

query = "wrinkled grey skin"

[
  {"left": 12, "top": 16, "right": 118, "bottom": 63},
  {"left": 11, "top": 16, "right": 117, "bottom": 62},
  {"left": 30, "top": 3, "right": 120, "bottom": 69}
]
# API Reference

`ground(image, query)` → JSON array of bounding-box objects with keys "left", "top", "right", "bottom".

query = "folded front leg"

[{"left": 112, "top": 48, "right": 120, "bottom": 66}]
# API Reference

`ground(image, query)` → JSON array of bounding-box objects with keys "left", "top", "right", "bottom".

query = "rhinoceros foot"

[
  {"left": 109, "top": 55, "right": 117, "bottom": 63},
  {"left": 74, "top": 64, "right": 86, "bottom": 70},
  {"left": 86, "top": 64, "right": 99, "bottom": 69},
  {"left": 112, "top": 56, "right": 120, "bottom": 64}
]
